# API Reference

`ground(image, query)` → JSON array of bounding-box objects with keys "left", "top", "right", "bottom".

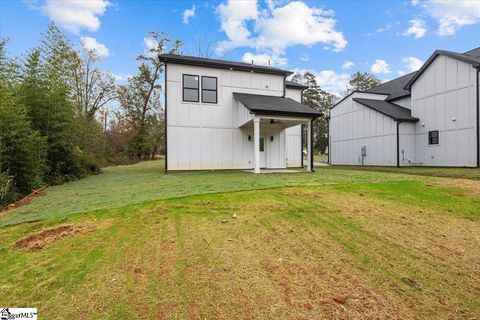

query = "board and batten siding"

[
  {"left": 166, "top": 63, "right": 286, "bottom": 170},
  {"left": 391, "top": 96, "right": 411, "bottom": 109},
  {"left": 411, "top": 55, "right": 478, "bottom": 167},
  {"left": 330, "top": 92, "right": 403, "bottom": 166},
  {"left": 284, "top": 88, "right": 303, "bottom": 167}
]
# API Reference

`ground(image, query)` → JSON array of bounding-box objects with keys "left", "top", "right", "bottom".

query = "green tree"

[
  {"left": 18, "top": 23, "right": 83, "bottom": 183},
  {"left": 347, "top": 71, "right": 381, "bottom": 93},
  {"left": 118, "top": 32, "right": 182, "bottom": 159},
  {"left": 0, "top": 39, "right": 46, "bottom": 207},
  {"left": 291, "top": 72, "right": 337, "bottom": 154}
]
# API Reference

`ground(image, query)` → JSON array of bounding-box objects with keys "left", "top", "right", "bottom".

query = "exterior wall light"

[
  {"left": 270, "top": 136, "right": 274, "bottom": 142},
  {"left": 248, "top": 135, "right": 251, "bottom": 141}
]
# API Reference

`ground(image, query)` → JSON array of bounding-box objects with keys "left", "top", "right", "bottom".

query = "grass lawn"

[
  {"left": 1, "top": 161, "right": 479, "bottom": 319},
  {"left": 329, "top": 165, "right": 480, "bottom": 180}
]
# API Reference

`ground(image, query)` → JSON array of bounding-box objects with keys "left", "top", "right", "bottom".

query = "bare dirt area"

[
  {"left": 2, "top": 181, "right": 479, "bottom": 319},
  {"left": 0, "top": 185, "right": 48, "bottom": 217},
  {"left": 13, "top": 224, "right": 96, "bottom": 250},
  {"left": 432, "top": 178, "right": 480, "bottom": 197}
]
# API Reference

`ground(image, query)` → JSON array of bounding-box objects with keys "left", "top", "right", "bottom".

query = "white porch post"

[
  {"left": 307, "top": 120, "right": 312, "bottom": 172},
  {"left": 254, "top": 117, "right": 261, "bottom": 173}
]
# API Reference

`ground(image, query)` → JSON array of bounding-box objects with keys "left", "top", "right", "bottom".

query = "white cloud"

[
  {"left": 371, "top": 59, "right": 391, "bottom": 74},
  {"left": 367, "top": 23, "right": 393, "bottom": 36},
  {"left": 81, "top": 36, "right": 109, "bottom": 57},
  {"left": 112, "top": 73, "right": 132, "bottom": 83},
  {"left": 182, "top": 5, "right": 196, "bottom": 24},
  {"left": 253, "top": 1, "right": 347, "bottom": 52},
  {"left": 216, "top": 0, "right": 259, "bottom": 52},
  {"left": 216, "top": 0, "right": 347, "bottom": 60},
  {"left": 342, "top": 61, "right": 354, "bottom": 70},
  {"left": 144, "top": 37, "right": 156, "bottom": 50},
  {"left": 299, "top": 53, "right": 309, "bottom": 62},
  {"left": 403, "top": 19, "right": 427, "bottom": 39},
  {"left": 143, "top": 37, "right": 158, "bottom": 58},
  {"left": 414, "top": 0, "right": 480, "bottom": 36},
  {"left": 37, "top": 0, "right": 110, "bottom": 34},
  {"left": 402, "top": 56, "right": 423, "bottom": 72},
  {"left": 292, "top": 68, "right": 350, "bottom": 96},
  {"left": 242, "top": 52, "right": 287, "bottom": 66}
]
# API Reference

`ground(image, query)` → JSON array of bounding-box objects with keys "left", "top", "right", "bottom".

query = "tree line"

[
  {"left": 0, "top": 24, "right": 180, "bottom": 208},
  {"left": 0, "top": 22, "right": 380, "bottom": 208},
  {"left": 291, "top": 71, "right": 381, "bottom": 155}
]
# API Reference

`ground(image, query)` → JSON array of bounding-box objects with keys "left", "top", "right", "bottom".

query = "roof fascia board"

[
  {"left": 352, "top": 98, "right": 419, "bottom": 122},
  {"left": 404, "top": 50, "right": 480, "bottom": 90},
  {"left": 159, "top": 55, "right": 292, "bottom": 76},
  {"left": 331, "top": 91, "right": 389, "bottom": 110}
]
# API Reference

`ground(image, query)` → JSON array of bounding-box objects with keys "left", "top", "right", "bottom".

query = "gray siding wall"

[
  {"left": 284, "top": 88, "right": 303, "bottom": 167},
  {"left": 330, "top": 92, "right": 398, "bottom": 166},
  {"left": 411, "top": 55, "right": 477, "bottom": 167}
]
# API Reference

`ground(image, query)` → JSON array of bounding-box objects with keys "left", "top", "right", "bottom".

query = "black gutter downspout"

[
  {"left": 327, "top": 116, "right": 330, "bottom": 165},
  {"left": 164, "top": 61, "right": 168, "bottom": 173},
  {"left": 476, "top": 68, "right": 479, "bottom": 167},
  {"left": 310, "top": 118, "right": 315, "bottom": 172},
  {"left": 282, "top": 75, "right": 287, "bottom": 97},
  {"left": 396, "top": 121, "right": 401, "bottom": 168}
]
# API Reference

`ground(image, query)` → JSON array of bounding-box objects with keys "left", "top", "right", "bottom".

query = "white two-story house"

[
  {"left": 329, "top": 47, "right": 480, "bottom": 167},
  {"left": 159, "top": 54, "right": 321, "bottom": 173}
]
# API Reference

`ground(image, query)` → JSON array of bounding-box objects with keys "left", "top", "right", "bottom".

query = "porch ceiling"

[{"left": 240, "top": 116, "right": 310, "bottom": 129}]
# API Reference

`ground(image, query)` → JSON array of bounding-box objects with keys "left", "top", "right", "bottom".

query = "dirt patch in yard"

[
  {"left": 0, "top": 185, "right": 48, "bottom": 217},
  {"left": 13, "top": 224, "right": 96, "bottom": 250},
  {"left": 431, "top": 178, "right": 480, "bottom": 196}
]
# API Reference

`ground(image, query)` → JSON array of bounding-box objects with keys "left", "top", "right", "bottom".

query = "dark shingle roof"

[
  {"left": 159, "top": 54, "right": 293, "bottom": 76},
  {"left": 233, "top": 93, "right": 321, "bottom": 117},
  {"left": 285, "top": 80, "right": 308, "bottom": 90},
  {"left": 464, "top": 47, "right": 480, "bottom": 62},
  {"left": 404, "top": 48, "right": 480, "bottom": 90},
  {"left": 353, "top": 98, "right": 419, "bottom": 122},
  {"left": 366, "top": 72, "right": 417, "bottom": 101}
]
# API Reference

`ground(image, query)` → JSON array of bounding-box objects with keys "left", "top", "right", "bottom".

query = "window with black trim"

[
  {"left": 428, "top": 130, "right": 439, "bottom": 145},
  {"left": 183, "top": 74, "right": 199, "bottom": 102},
  {"left": 201, "top": 76, "right": 217, "bottom": 104}
]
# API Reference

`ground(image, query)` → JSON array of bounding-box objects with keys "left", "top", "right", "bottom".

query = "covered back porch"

[{"left": 234, "top": 92, "right": 322, "bottom": 174}]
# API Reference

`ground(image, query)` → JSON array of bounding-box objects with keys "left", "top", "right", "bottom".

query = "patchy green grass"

[
  {"left": 0, "top": 160, "right": 416, "bottom": 227},
  {"left": 1, "top": 160, "right": 479, "bottom": 319},
  {"left": 328, "top": 165, "right": 480, "bottom": 180}
]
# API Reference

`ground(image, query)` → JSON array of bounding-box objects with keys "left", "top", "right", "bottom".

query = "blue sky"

[{"left": 1, "top": 0, "right": 479, "bottom": 95}]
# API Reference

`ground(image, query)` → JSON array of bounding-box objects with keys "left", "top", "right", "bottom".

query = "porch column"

[
  {"left": 254, "top": 117, "right": 261, "bottom": 173},
  {"left": 307, "top": 120, "right": 312, "bottom": 172}
]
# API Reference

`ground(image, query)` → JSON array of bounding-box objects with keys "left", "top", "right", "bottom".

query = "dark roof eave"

[
  {"left": 385, "top": 92, "right": 412, "bottom": 101},
  {"left": 250, "top": 109, "right": 322, "bottom": 118},
  {"left": 285, "top": 81, "right": 309, "bottom": 90},
  {"left": 159, "top": 55, "right": 293, "bottom": 76},
  {"left": 404, "top": 50, "right": 480, "bottom": 90},
  {"left": 330, "top": 90, "right": 388, "bottom": 110},
  {"left": 353, "top": 98, "right": 418, "bottom": 122}
]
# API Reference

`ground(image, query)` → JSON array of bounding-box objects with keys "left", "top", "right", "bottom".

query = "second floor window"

[
  {"left": 202, "top": 76, "right": 217, "bottom": 104},
  {"left": 183, "top": 74, "right": 199, "bottom": 102}
]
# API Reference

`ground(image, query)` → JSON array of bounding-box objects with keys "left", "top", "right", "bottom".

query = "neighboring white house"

[
  {"left": 329, "top": 47, "right": 480, "bottom": 167},
  {"left": 159, "top": 54, "right": 321, "bottom": 173}
]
